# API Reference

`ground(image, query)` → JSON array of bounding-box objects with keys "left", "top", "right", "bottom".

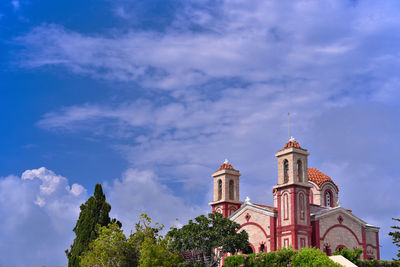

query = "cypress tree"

[
  {"left": 389, "top": 218, "right": 400, "bottom": 260},
  {"left": 66, "top": 183, "right": 119, "bottom": 267}
]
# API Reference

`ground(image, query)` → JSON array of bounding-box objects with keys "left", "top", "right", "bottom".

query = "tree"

[
  {"left": 138, "top": 236, "right": 182, "bottom": 267},
  {"left": 80, "top": 222, "right": 135, "bottom": 267},
  {"left": 66, "top": 184, "right": 119, "bottom": 267},
  {"left": 389, "top": 218, "right": 400, "bottom": 260},
  {"left": 168, "top": 212, "right": 249, "bottom": 266}
]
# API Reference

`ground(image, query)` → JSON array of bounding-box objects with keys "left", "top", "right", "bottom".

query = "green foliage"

[
  {"left": 138, "top": 237, "right": 183, "bottom": 267},
  {"left": 80, "top": 213, "right": 183, "bottom": 267},
  {"left": 168, "top": 212, "right": 249, "bottom": 265},
  {"left": 292, "top": 247, "right": 341, "bottom": 267},
  {"left": 66, "top": 184, "right": 119, "bottom": 267},
  {"left": 80, "top": 222, "right": 135, "bottom": 267},
  {"left": 177, "top": 263, "right": 205, "bottom": 267},
  {"left": 223, "top": 247, "right": 297, "bottom": 267},
  {"left": 332, "top": 247, "right": 363, "bottom": 265},
  {"left": 389, "top": 218, "right": 400, "bottom": 260},
  {"left": 224, "top": 247, "right": 341, "bottom": 267},
  {"left": 358, "top": 259, "right": 400, "bottom": 267}
]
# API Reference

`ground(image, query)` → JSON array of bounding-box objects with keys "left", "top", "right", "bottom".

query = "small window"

[
  {"left": 283, "top": 159, "right": 289, "bottom": 183},
  {"left": 218, "top": 180, "right": 222, "bottom": 200},
  {"left": 325, "top": 191, "right": 332, "bottom": 207},
  {"left": 297, "top": 160, "right": 303, "bottom": 182},
  {"left": 260, "top": 244, "right": 265, "bottom": 252},
  {"left": 229, "top": 180, "right": 234, "bottom": 200}
]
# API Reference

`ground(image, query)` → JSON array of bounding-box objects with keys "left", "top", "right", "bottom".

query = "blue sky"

[{"left": 1, "top": 0, "right": 400, "bottom": 266}]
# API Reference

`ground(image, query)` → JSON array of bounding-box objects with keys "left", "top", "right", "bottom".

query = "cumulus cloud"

[
  {"left": 0, "top": 167, "right": 202, "bottom": 266},
  {"left": 0, "top": 168, "right": 87, "bottom": 267}
]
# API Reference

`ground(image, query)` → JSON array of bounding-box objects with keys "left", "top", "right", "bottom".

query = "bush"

[
  {"left": 223, "top": 247, "right": 298, "bottom": 267},
  {"left": 333, "top": 247, "right": 363, "bottom": 265},
  {"left": 223, "top": 247, "right": 342, "bottom": 267},
  {"left": 358, "top": 259, "right": 400, "bottom": 267},
  {"left": 177, "top": 262, "right": 205, "bottom": 267},
  {"left": 292, "top": 247, "right": 341, "bottom": 267}
]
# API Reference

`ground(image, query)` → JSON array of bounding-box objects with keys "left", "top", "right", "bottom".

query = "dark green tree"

[
  {"left": 389, "top": 218, "right": 400, "bottom": 260},
  {"left": 66, "top": 183, "right": 119, "bottom": 267},
  {"left": 168, "top": 212, "right": 249, "bottom": 266}
]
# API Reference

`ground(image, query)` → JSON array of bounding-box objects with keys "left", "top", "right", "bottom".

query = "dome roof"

[
  {"left": 218, "top": 159, "right": 236, "bottom": 171},
  {"left": 308, "top": 168, "right": 338, "bottom": 190},
  {"left": 283, "top": 140, "right": 302, "bottom": 149},
  {"left": 281, "top": 137, "right": 306, "bottom": 151}
]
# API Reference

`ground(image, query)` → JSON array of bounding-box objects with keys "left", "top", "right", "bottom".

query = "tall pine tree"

[
  {"left": 389, "top": 218, "right": 400, "bottom": 260},
  {"left": 66, "top": 183, "right": 119, "bottom": 267}
]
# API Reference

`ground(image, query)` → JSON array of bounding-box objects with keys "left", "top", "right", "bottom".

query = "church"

[{"left": 209, "top": 138, "right": 380, "bottom": 260}]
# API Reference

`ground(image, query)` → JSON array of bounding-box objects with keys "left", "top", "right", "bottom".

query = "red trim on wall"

[
  {"left": 270, "top": 216, "right": 276, "bottom": 251},
  {"left": 362, "top": 226, "right": 367, "bottom": 260},
  {"left": 299, "top": 192, "right": 305, "bottom": 221},
  {"left": 312, "top": 220, "right": 320, "bottom": 249},
  {"left": 292, "top": 188, "right": 297, "bottom": 225},
  {"left": 321, "top": 224, "right": 362, "bottom": 245},
  {"left": 376, "top": 231, "right": 380, "bottom": 260},
  {"left": 284, "top": 193, "right": 289, "bottom": 220}
]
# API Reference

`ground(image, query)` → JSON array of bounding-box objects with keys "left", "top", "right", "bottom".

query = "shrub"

[
  {"left": 292, "top": 247, "right": 341, "bottom": 267},
  {"left": 358, "top": 259, "right": 400, "bottom": 267},
  {"left": 333, "top": 247, "right": 363, "bottom": 265},
  {"left": 224, "top": 247, "right": 344, "bottom": 267}
]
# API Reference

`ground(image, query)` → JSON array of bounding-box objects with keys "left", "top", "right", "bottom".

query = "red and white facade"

[{"left": 209, "top": 139, "right": 380, "bottom": 260}]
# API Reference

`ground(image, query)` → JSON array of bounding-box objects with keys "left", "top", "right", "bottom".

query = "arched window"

[
  {"left": 299, "top": 192, "right": 305, "bottom": 220},
  {"left": 283, "top": 159, "right": 289, "bottom": 183},
  {"left": 260, "top": 244, "right": 265, "bottom": 252},
  {"left": 229, "top": 180, "right": 234, "bottom": 200},
  {"left": 283, "top": 193, "right": 289, "bottom": 220},
  {"left": 243, "top": 245, "right": 253, "bottom": 254},
  {"left": 217, "top": 180, "right": 222, "bottom": 200},
  {"left": 325, "top": 191, "right": 332, "bottom": 207},
  {"left": 297, "top": 160, "right": 303, "bottom": 182}
]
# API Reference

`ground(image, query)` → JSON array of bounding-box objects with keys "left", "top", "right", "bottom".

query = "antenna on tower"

[{"left": 288, "top": 112, "right": 290, "bottom": 140}]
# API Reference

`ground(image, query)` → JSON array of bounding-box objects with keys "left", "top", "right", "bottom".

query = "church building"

[{"left": 209, "top": 138, "right": 380, "bottom": 260}]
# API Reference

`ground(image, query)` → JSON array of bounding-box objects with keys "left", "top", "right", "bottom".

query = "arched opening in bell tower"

[
  {"left": 283, "top": 159, "right": 289, "bottom": 183},
  {"left": 229, "top": 180, "right": 234, "bottom": 200},
  {"left": 297, "top": 160, "right": 303, "bottom": 182},
  {"left": 217, "top": 179, "right": 222, "bottom": 200}
]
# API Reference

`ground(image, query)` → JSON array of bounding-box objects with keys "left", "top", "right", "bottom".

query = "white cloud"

[
  {"left": 0, "top": 169, "right": 87, "bottom": 267},
  {"left": 17, "top": 1, "right": 400, "bottom": 93},
  {"left": 0, "top": 167, "right": 204, "bottom": 266}
]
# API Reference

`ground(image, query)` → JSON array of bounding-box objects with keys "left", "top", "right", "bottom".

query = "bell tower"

[
  {"left": 273, "top": 137, "right": 312, "bottom": 250},
  {"left": 209, "top": 159, "right": 243, "bottom": 218}
]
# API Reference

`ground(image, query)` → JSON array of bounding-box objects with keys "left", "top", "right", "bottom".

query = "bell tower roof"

[
  {"left": 281, "top": 136, "right": 307, "bottom": 151},
  {"left": 218, "top": 159, "right": 236, "bottom": 171}
]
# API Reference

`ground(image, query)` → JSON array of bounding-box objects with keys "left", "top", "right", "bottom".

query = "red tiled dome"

[
  {"left": 218, "top": 163, "right": 235, "bottom": 171},
  {"left": 283, "top": 140, "right": 302, "bottom": 149},
  {"left": 308, "top": 168, "right": 338, "bottom": 190}
]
